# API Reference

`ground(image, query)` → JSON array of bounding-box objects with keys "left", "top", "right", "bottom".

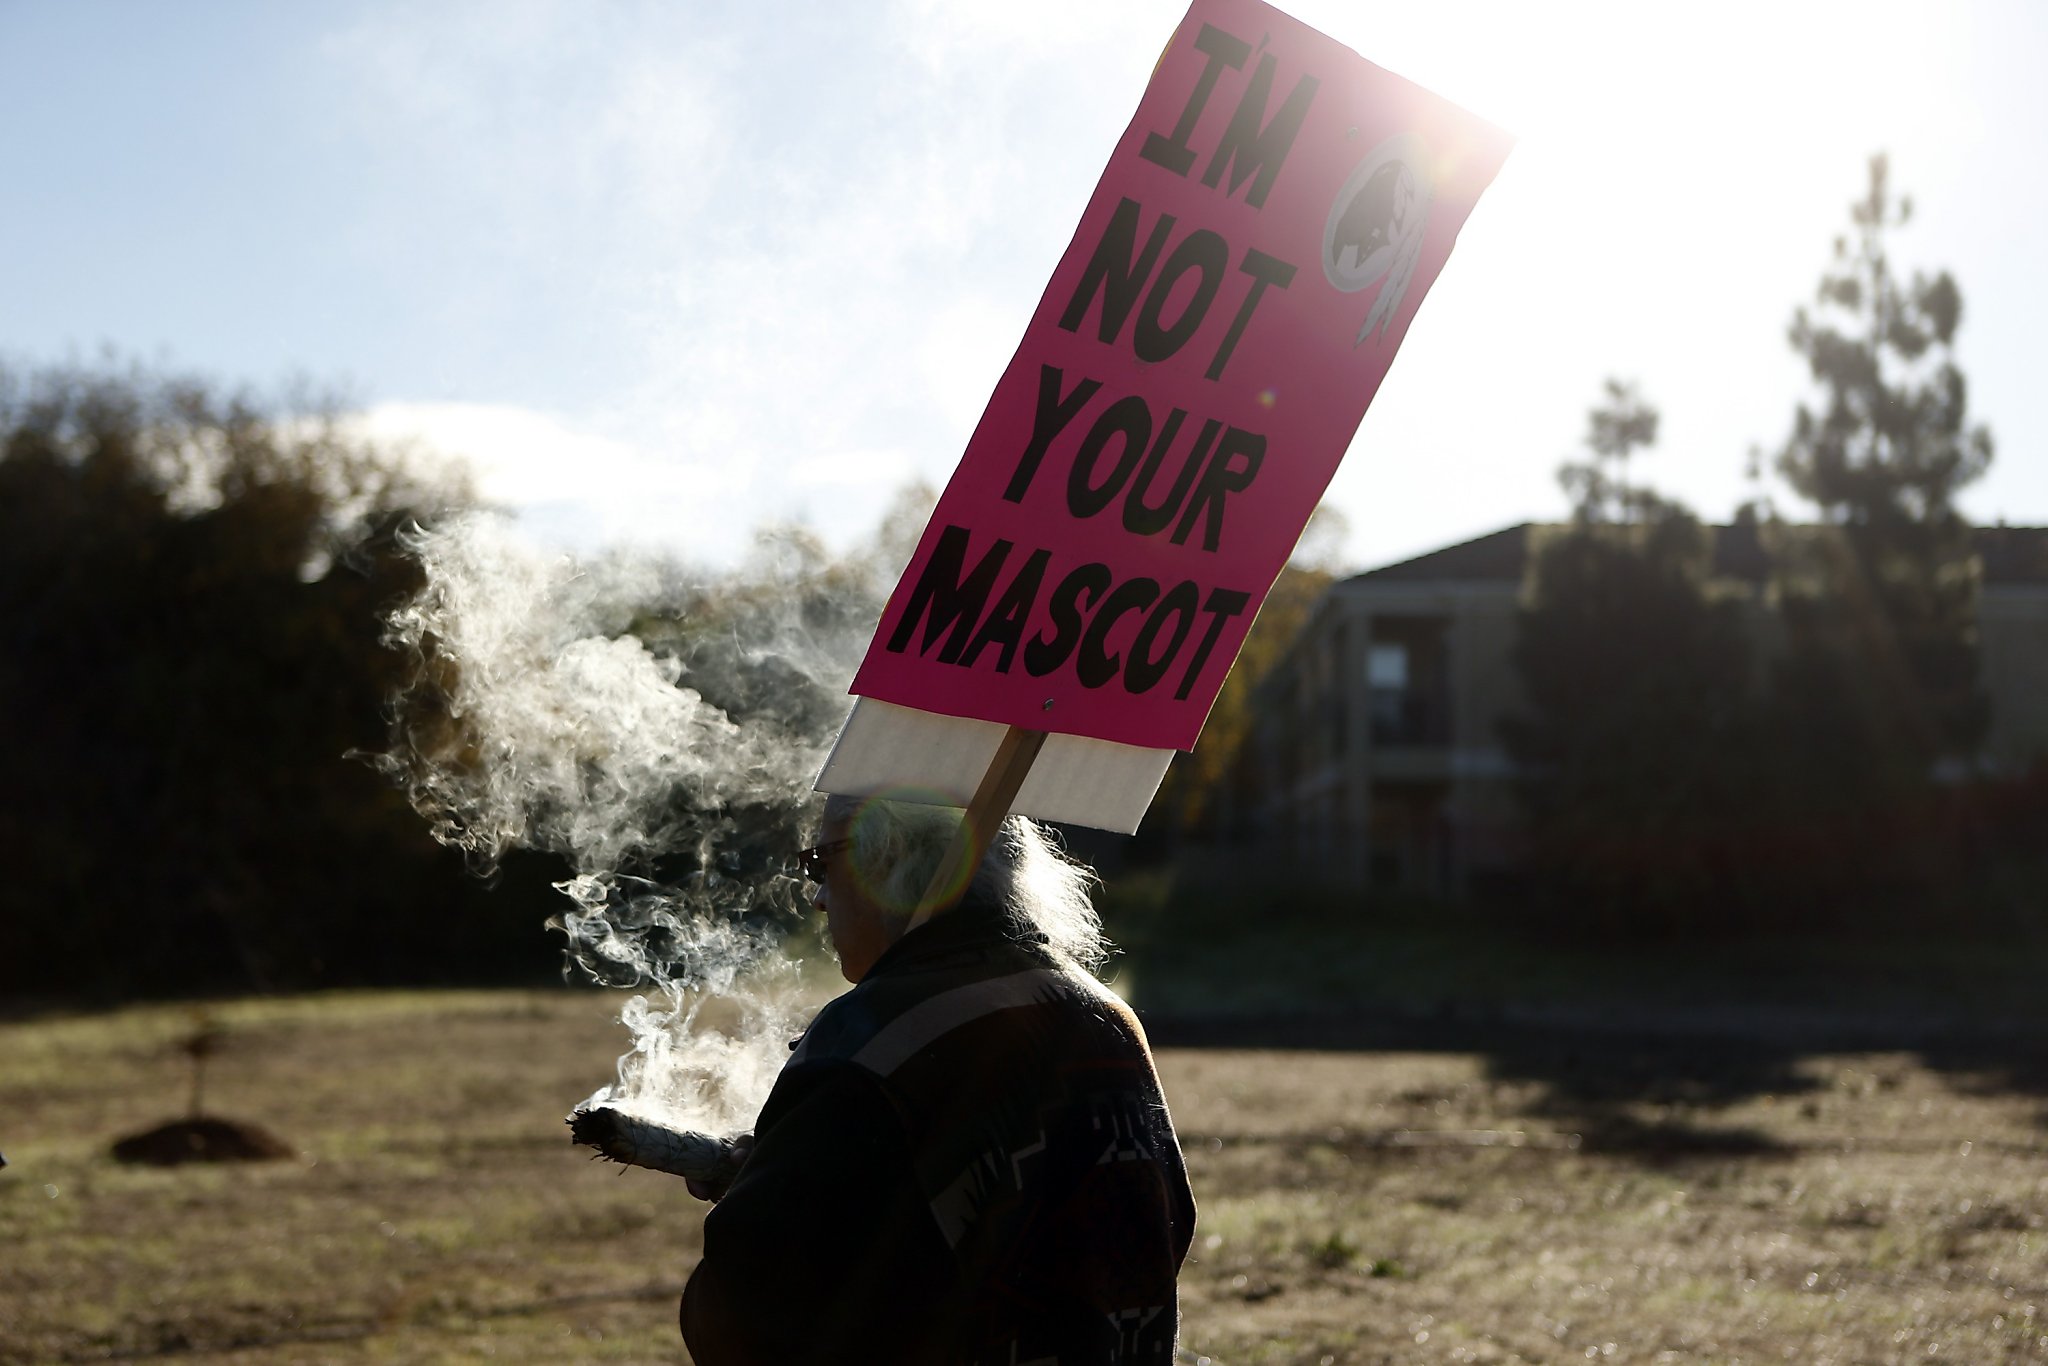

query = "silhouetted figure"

[{"left": 681, "top": 796, "right": 1195, "bottom": 1364}]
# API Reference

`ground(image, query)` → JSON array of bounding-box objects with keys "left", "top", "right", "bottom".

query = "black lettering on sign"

[
  {"left": 1005, "top": 364, "right": 1102, "bottom": 503},
  {"left": 1126, "top": 580, "right": 1201, "bottom": 693},
  {"left": 1007, "top": 379, "right": 1266, "bottom": 548},
  {"left": 1176, "top": 587, "right": 1253, "bottom": 700},
  {"left": 1200, "top": 51, "right": 1318, "bottom": 209},
  {"left": 1058, "top": 199, "right": 1300, "bottom": 384},
  {"left": 1170, "top": 426, "right": 1264, "bottom": 551},
  {"left": 1058, "top": 199, "right": 1175, "bottom": 348},
  {"left": 1138, "top": 24, "right": 1251, "bottom": 177},
  {"left": 1067, "top": 396, "right": 1152, "bottom": 519},
  {"left": 1206, "top": 248, "right": 1296, "bottom": 381},
  {"left": 1077, "top": 578, "right": 1161, "bottom": 688},
  {"left": 1122, "top": 414, "right": 1216, "bottom": 537},
  {"left": 1025, "top": 562, "right": 1113, "bottom": 676},
  {"left": 885, "top": 525, "right": 1012, "bottom": 663},
  {"left": 959, "top": 548, "right": 1051, "bottom": 673},
  {"left": 1058, "top": 200, "right": 1228, "bottom": 366},
  {"left": 1133, "top": 229, "right": 1229, "bottom": 363},
  {"left": 890, "top": 533, "right": 1257, "bottom": 701}
]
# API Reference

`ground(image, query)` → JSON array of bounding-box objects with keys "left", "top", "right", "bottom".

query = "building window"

[
  {"left": 1367, "top": 642, "right": 1408, "bottom": 690},
  {"left": 1367, "top": 616, "right": 1451, "bottom": 746},
  {"left": 1367, "top": 643, "right": 1408, "bottom": 741}
]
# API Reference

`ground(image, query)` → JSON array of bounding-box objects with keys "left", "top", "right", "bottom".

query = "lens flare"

[{"left": 841, "top": 786, "right": 979, "bottom": 916}]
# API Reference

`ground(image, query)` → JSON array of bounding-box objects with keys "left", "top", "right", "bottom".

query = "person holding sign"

[
  {"left": 684, "top": 0, "right": 1513, "bottom": 1356},
  {"left": 679, "top": 795, "right": 1195, "bottom": 1364}
]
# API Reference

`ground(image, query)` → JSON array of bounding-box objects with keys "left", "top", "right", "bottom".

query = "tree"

[
  {"left": 1774, "top": 153, "right": 1993, "bottom": 768},
  {"left": 1148, "top": 504, "right": 1348, "bottom": 840},
  {"left": 0, "top": 359, "right": 565, "bottom": 999},
  {"left": 1765, "top": 154, "right": 1994, "bottom": 913},
  {"left": 1558, "top": 378, "right": 1661, "bottom": 526},
  {"left": 1502, "top": 381, "right": 1758, "bottom": 938}
]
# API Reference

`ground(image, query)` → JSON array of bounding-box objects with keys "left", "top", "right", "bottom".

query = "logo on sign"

[{"left": 1321, "top": 132, "right": 1433, "bottom": 346}]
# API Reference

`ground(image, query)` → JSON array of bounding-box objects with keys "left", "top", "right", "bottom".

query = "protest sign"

[{"left": 847, "top": 0, "right": 1512, "bottom": 759}]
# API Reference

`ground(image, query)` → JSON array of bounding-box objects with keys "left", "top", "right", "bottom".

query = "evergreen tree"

[
  {"left": 1774, "top": 153, "right": 1993, "bottom": 770},
  {"left": 1765, "top": 154, "right": 1994, "bottom": 914}
]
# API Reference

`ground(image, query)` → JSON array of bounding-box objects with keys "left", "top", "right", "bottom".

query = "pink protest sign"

[{"left": 851, "top": 0, "right": 1513, "bottom": 751}]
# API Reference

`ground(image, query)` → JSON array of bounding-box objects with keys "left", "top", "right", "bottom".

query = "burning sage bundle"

[{"left": 568, "top": 1104, "right": 750, "bottom": 1186}]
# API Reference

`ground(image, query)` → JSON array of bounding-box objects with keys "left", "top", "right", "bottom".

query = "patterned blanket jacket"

[{"left": 681, "top": 897, "right": 1196, "bottom": 1364}]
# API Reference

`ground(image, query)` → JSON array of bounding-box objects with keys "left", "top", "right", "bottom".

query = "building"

[{"left": 1230, "top": 522, "right": 2048, "bottom": 897}]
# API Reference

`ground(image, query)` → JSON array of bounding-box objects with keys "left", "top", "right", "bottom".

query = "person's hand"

[{"left": 685, "top": 1133, "right": 755, "bottom": 1203}]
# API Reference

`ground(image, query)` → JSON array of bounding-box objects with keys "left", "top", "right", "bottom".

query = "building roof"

[
  {"left": 1346, "top": 524, "right": 1533, "bottom": 584},
  {"left": 1347, "top": 522, "right": 2048, "bottom": 587}
]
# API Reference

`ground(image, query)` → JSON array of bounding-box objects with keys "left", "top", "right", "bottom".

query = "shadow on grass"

[
  {"left": 1914, "top": 1037, "right": 2048, "bottom": 1130},
  {"left": 1146, "top": 1007, "right": 1809, "bottom": 1163},
  {"left": 1570, "top": 1114, "right": 1791, "bottom": 1163},
  {"left": 1108, "top": 854, "right": 2048, "bottom": 1142},
  {"left": 1173, "top": 1114, "right": 1793, "bottom": 1165}
]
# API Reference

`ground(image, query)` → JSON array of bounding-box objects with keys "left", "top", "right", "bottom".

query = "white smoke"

[{"left": 378, "top": 507, "right": 920, "bottom": 1132}]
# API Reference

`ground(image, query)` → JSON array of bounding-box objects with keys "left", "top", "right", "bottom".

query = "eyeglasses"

[{"left": 796, "top": 838, "right": 852, "bottom": 883}]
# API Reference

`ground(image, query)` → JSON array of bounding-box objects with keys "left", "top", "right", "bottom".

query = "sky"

[{"left": 3, "top": 0, "right": 2043, "bottom": 574}]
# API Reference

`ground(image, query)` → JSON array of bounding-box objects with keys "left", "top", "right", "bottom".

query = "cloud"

[
  {"left": 318, "top": 0, "right": 1102, "bottom": 543},
  {"left": 357, "top": 400, "right": 752, "bottom": 558},
  {"left": 787, "top": 449, "right": 914, "bottom": 488}
]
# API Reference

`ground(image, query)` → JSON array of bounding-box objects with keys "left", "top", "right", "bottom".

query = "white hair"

[{"left": 821, "top": 794, "right": 1109, "bottom": 973}]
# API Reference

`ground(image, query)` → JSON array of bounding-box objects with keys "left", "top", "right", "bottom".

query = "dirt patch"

[{"left": 110, "top": 1116, "right": 296, "bottom": 1166}]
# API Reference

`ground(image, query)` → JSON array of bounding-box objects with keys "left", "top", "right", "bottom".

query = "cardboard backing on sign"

[{"left": 815, "top": 698, "right": 1172, "bottom": 834}]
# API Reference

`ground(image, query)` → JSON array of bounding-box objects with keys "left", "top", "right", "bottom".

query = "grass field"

[{"left": 4, "top": 986, "right": 2046, "bottom": 1364}]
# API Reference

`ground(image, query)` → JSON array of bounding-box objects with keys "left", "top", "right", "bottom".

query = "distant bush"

[{"left": 0, "top": 359, "right": 566, "bottom": 1001}]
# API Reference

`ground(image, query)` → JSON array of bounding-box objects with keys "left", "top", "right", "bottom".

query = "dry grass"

[
  {"left": 1164, "top": 1047, "right": 2048, "bottom": 1364},
  {"left": 4, "top": 989, "right": 2046, "bottom": 1364},
  {"left": 3, "top": 991, "right": 701, "bottom": 1364}
]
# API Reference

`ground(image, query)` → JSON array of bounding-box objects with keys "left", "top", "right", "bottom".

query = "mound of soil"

[{"left": 111, "top": 1116, "right": 295, "bottom": 1166}]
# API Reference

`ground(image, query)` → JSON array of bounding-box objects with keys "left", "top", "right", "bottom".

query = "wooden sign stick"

[{"left": 906, "top": 725, "right": 1049, "bottom": 931}]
